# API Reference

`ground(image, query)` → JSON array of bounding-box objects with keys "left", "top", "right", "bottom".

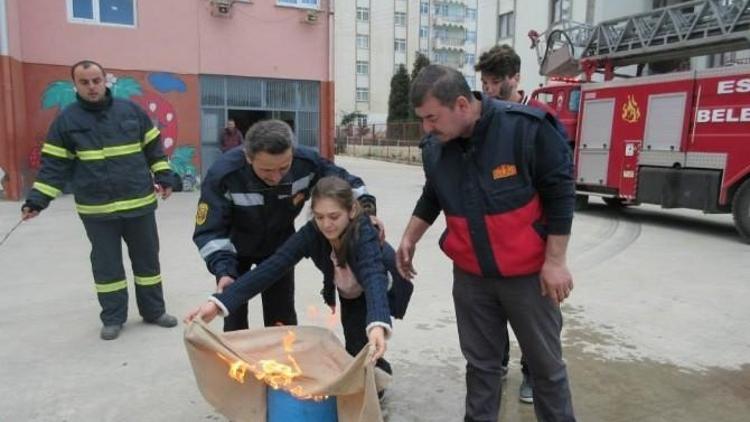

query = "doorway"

[{"left": 228, "top": 109, "right": 272, "bottom": 138}]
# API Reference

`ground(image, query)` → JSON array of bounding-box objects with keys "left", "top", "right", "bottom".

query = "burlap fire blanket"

[{"left": 184, "top": 320, "right": 390, "bottom": 422}]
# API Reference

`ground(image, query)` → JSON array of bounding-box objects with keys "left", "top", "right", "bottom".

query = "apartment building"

[
  {"left": 336, "top": 0, "right": 499, "bottom": 125},
  {"left": 336, "top": 0, "right": 749, "bottom": 126}
]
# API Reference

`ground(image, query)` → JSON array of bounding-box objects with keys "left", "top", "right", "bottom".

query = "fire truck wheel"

[
  {"left": 603, "top": 197, "right": 627, "bottom": 208},
  {"left": 575, "top": 194, "right": 589, "bottom": 211},
  {"left": 732, "top": 179, "right": 750, "bottom": 244}
]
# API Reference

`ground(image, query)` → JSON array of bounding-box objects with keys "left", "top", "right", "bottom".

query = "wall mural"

[{"left": 35, "top": 72, "right": 198, "bottom": 190}]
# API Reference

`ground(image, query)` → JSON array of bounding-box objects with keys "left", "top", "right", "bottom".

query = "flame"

[
  {"left": 621, "top": 95, "right": 641, "bottom": 123},
  {"left": 306, "top": 304, "right": 339, "bottom": 329},
  {"left": 216, "top": 329, "right": 328, "bottom": 401},
  {"left": 216, "top": 353, "right": 253, "bottom": 384},
  {"left": 282, "top": 330, "right": 296, "bottom": 352}
]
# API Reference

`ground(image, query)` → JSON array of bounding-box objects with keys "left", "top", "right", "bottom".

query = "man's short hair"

[
  {"left": 244, "top": 120, "right": 294, "bottom": 157},
  {"left": 410, "top": 64, "right": 473, "bottom": 109},
  {"left": 70, "top": 60, "right": 105, "bottom": 80},
  {"left": 474, "top": 44, "right": 521, "bottom": 79}
]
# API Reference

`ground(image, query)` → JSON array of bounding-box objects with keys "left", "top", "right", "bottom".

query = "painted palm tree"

[{"left": 41, "top": 75, "right": 143, "bottom": 112}]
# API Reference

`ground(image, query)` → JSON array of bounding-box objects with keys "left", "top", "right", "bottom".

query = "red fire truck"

[{"left": 530, "top": 0, "right": 750, "bottom": 242}]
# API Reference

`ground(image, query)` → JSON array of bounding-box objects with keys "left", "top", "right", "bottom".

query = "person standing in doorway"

[
  {"left": 220, "top": 118, "right": 243, "bottom": 152},
  {"left": 22, "top": 60, "right": 179, "bottom": 341}
]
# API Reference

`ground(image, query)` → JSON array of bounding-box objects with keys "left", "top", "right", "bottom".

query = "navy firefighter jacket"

[
  {"left": 413, "top": 93, "right": 575, "bottom": 278},
  {"left": 26, "top": 90, "right": 175, "bottom": 220},
  {"left": 193, "top": 145, "right": 375, "bottom": 280}
]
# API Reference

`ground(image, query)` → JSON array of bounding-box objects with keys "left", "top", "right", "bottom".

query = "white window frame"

[
  {"left": 356, "top": 61, "right": 369, "bottom": 75},
  {"left": 356, "top": 87, "right": 369, "bottom": 102},
  {"left": 420, "top": 1, "right": 429, "bottom": 15},
  {"left": 356, "top": 114, "right": 368, "bottom": 127},
  {"left": 66, "top": 0, "right": 138, "bottom": 28},
  {"left": 277, "top": 0, "right": 320, "bottom": 10},
  {"left": 394, "top": 38, "right": 406, "bottom": 53},
  {"left": 394, "top": 11, "right": 407, "bottom": 27},
  {"left": 356, "top": 7, "right": 369, "bottom": 22},
  {"left": 356, "top": 34, "right": 370, "bottom": 50},
  {"left": 498, "top": 12, "right": 514, "bottom": 39}
]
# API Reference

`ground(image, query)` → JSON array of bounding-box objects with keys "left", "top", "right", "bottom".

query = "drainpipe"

[
  {"left": 0, "top": 0, "right": 8, "bottom": 56},
  {"left": 1, "top": 0, "right": 22, "bottom": 200}
]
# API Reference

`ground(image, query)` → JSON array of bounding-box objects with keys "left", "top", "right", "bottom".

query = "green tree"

[
  {"left": 387, "top": 64, "right": 410, "bottom": 123},
  {"left": 410, "top": 52, "right": 431, "bottom": 82},
  {"left": 340, "top": 111, "right": 365, "bottom": 126},
  {"left": 409, "top": 52, "right": 431, "bottom": 119}
]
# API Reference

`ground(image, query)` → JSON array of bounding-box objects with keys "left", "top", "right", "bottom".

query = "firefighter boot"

[
  {"left": 100, "top": 324, "right": 123, "bottom": 340},
  {"left": 145, "top": 313, "right": 178, "bottom": 328}
]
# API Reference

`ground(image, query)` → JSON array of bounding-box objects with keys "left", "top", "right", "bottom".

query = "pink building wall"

[
  {"left": 2, "top": 0, "right": 334, "bottom": 200},
  {"left": 16, "top": 0, "right": 331, "bottom": 80}
]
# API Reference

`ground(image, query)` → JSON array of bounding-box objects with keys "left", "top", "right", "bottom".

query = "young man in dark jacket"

[
  {"left": 193, "top": 119, "right": 378, "bottom": 332},
  {"left": 397, "top": 65, "right": 576, "bottom": 422},
  {"left": 22, "top": 60, "right": 179, "bottom": 341}
]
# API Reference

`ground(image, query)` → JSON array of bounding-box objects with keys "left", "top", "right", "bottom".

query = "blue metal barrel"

[{"left": 267, "top": 388, "right": 338, "bottom": 422}]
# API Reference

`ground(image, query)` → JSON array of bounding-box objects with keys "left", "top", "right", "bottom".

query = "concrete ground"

[{"left": 0, "top": 156, "right": 748, "bottom": 422}]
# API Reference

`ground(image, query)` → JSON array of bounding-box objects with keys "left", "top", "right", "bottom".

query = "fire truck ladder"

[{"left": 532, "top": 0, "right": 750, "bottom": 79}]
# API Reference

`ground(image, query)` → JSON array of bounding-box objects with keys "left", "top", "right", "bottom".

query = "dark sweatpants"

[
  {"left": 221, "top": 256, "right": 298, "bottom": 332},
  {"left": 82, "top": 212, "right": 166, "bottom": 326},
  {"left": 452, "top": 267, "right": 575, "bottom": 422},
  {"left": 503, "top": 333, "right": 530, "bottom": 375},
  {"left": 340, "top": 294, "right": 392, "bottom": 375}
]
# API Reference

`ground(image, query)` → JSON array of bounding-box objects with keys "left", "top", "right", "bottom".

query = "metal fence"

[{"left": 335, "top": 122, "right": 425, "bottom": 164}]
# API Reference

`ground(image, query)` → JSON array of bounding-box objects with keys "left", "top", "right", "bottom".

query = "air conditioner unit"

[
  {"left": 304, "top": 10, "right": 319, "bottom": 24},
  {"left": 210, "top": 0, "right": 233, "bottom": 17}
]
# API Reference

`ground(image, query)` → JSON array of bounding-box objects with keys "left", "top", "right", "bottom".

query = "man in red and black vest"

[
  {"left": 475, "top": 43, "right": 569, "bottom": 404},
  {"left": 397, "top": 65, "right": 576, "bottom": 422}
]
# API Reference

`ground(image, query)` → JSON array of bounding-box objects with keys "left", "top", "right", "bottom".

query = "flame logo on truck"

[{"left": 621, "top": 95, "right": 642, "bottom": 123}]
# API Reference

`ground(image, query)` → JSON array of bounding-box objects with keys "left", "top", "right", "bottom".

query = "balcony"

[
  {"left": 433, "top": 36, "right": 466, "bottom": 51},
  {"left": 433, "top": 51, "right": 465, "bottom": 69},
  {"left": 435, "top": 0, "right": 468, "bottom": 5},
  {"left": 433, "top": 15, "right": 467, "bottom": 29}
]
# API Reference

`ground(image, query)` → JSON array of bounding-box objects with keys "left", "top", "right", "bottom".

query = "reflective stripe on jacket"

[{"left": 26, "top": 91, "right": 174, "bottom": 220}]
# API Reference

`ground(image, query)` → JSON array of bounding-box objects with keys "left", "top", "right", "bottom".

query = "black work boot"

[
  {"left": 144, "top": 313, "right": 178, "bottom": 328},
  {"left": 100, "top": 324, "right": 123, "bottom": 340}
]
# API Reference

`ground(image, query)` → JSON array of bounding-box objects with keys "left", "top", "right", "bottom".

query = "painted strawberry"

[
  {"left": 132, "top": 91, "right": 179, "bottom": 156},
  {"left": 28, "top": 145, "right": 42, "bottom": 169}
]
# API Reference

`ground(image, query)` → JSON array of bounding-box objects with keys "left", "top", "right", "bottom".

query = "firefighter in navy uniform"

[
  {"left": 397, "top": 65, "right": 576, "bottom": 422},
  {"left": 193, "top": 119, "right": 377, "bottom": 332},
  {"left": 21, "top": 60, "right": 179, "bottom": 341}
]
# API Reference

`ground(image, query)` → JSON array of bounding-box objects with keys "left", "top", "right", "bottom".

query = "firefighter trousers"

[
  {"left": 452, "top": 267, "right": 575, "bottom": 422},
  {"left": 221, "top": 256, "right": 298, "bottom": 332},
  {"left": 82, "top": 212, "right": 166, "bottom": 326}
]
